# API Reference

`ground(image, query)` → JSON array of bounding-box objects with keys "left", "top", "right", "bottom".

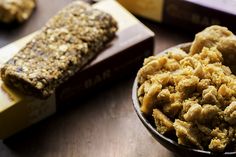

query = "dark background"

[{"left": 0, "top": 0, "right": 192, "bottom": 156}]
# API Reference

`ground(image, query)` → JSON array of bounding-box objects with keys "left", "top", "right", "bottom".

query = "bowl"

[{"left": 132, "top": 43, "right": 236, "bottom": 157}]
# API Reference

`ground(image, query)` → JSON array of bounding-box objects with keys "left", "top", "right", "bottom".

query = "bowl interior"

[{"left": 132, "top": 43, "right": 236, "bottom": 156}]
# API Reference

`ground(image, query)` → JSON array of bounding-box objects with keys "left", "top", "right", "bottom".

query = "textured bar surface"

[{"left": 1, "top": 1, "right": 118, "bottom": 98}]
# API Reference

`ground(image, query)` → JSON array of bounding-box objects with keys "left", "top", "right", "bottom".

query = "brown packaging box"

[{"left": 118, "top": 0, "right": 236, "bottom": 32}]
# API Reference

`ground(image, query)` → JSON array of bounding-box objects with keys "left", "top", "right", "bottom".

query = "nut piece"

[
  {"left": 1, "top": 1, "right": 118, "bottom": 98},
  {"left": 0, "top": 0, "right": 36, "bottom": 23},
  {"left": 209, "top": 128, "right": 229, "bottom": 152},
  {"left": 224, "top": 101, "right": 236, "bottom": 125},
  {"left": 153, "top": 109, "right": 174, "bottom": 134},
  {"left": 173, "top": 119, "right": 203, "bottom": 150}
]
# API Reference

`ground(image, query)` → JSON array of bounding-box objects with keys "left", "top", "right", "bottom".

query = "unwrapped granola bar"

[{"left": 1, "top": 1, "right": 118, "bottom": 98}]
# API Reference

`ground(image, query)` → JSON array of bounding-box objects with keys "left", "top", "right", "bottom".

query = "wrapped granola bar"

[{"left": 1, "top": 1, "right": 118, "bottom": 98}]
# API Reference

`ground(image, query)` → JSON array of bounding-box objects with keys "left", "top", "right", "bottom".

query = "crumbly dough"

[
  {"left": 190, "top": 25, "right": 236, "bottom": 74},
  {"left": 137, "top": 26, "right": 236, "bottom": 152},
  {"left": 0, "top": 0, "right": 36, "bottom": 23}
]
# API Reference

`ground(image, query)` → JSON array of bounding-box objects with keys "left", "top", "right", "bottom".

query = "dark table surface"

[{"left": 0, "top": 0, "right": 193, "bottom": 156}]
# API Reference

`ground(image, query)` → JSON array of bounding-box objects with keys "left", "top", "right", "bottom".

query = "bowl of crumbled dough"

[{"left": 132, "top": 25, "right": 236, "bottom": 157}]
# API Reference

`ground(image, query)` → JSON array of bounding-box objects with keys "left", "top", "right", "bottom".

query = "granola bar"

[
  {"left": 0, "top": 0, "right": 36, "bottom": 23},
  {"left": 1, "top": 1, "right": 118, "bottom": 98}
]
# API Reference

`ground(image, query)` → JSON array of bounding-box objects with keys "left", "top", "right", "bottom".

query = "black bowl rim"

[{"left": 132, "top": 43, "right": 236, "bottom": 155}]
